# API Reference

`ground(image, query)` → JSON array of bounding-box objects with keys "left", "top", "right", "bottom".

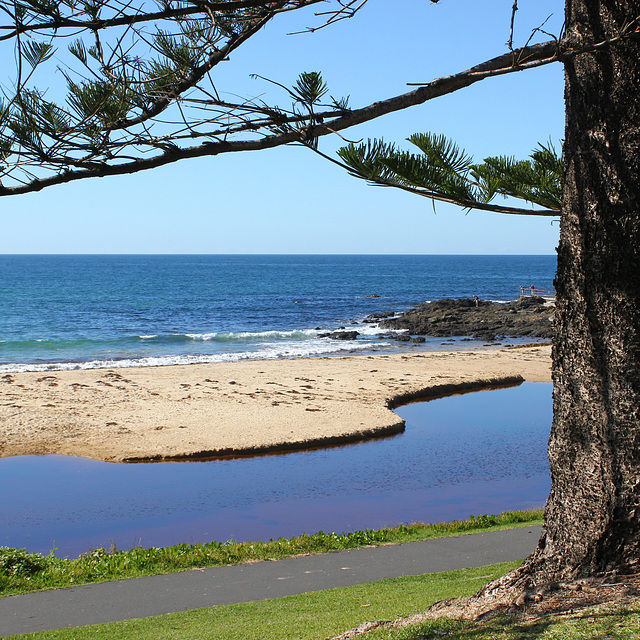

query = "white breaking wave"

[
  {"left": 0, "top": 339, "right": 394, "bottom": 373},
  {"left": 184, "top": 329, "right": 319, "bottom": 341},
  {"left": 348, "top": 323, "right": 407, "bottom": 336}
]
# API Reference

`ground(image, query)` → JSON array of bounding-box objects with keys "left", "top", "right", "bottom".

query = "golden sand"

[{"left": 0, "top": 345, "right": 551, "bottom": 462}]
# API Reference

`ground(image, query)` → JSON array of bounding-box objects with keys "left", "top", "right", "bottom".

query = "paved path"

[{"left": 0, "top": 526, "right": 541, "bottom": 636}]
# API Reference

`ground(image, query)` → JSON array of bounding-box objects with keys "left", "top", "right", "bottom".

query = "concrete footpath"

[{"left": 0, "top": 526, "right": 541, "bottom": 636}]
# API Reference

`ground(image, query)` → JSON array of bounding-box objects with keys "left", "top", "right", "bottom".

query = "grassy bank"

[{"left": 0, "top": 510, "right": 542, "bottom": 597}]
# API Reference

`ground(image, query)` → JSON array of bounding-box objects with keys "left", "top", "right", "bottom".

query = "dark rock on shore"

[
  {"left": 393, "top": 335, "right": 427, "bottom": 343},
  {"left": 371, "top": 297, "right": 554, "bottom": 341},
  {"left": 318, "top": 331, "right": 360, "bottom": 340},
  {"left": 363, "top": 312, "right": 396, "bottom": 321}
]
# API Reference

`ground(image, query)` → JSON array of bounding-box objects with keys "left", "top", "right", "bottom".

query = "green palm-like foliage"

[
  {"left": 292, "top": 71, "right": 329, "bottom": 107},
  {"left": 337, "top": 133, "right": 562, "bottom": 215},
  {"left": 1, "top": 2, "right": 359, "bottom": 193},
  {"left": 408, "top": 133, "right": 474, "bottom": 175},
  {"left": 337, "top": 139, "right": 402, "bottom": 183},
  {"left": 472, "top": 143, "right": 562, "bottom": 210}
]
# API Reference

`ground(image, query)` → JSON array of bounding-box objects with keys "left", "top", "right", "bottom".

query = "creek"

[{"left": 1, "top": 383, "right": 551, "bottom": 558}]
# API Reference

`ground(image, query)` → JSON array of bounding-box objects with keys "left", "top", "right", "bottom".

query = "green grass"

[
  {"left": 7, "top": 561, "right": 521, "bottom": 640},
  {"left": 0, "top": 510, "right": 542, "bottom": 597},
  {"left": 9, "top": 559, "right": 639, "bottom": 640}
]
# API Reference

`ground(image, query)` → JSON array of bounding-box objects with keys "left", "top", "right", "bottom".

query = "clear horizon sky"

[{"left": 2, "top": 0, "right": 564, "bottom": 255}]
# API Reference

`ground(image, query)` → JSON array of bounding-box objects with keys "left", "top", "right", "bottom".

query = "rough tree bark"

[
  {"left": 537, "top": 0, "right": 640, "bottom": 582},
  {"left": 483, "top": 0, "right": 640, "bottom": 599}
]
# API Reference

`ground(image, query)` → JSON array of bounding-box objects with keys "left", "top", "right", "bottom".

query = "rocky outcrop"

[
  {"left": 318, "top": 331, "right": 360, "bottom": 340},
  {"left": 367, "top": 297, "right": 554, "bottom": 341}
]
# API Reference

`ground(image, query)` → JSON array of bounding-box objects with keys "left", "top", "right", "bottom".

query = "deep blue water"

[
  {"left": 1, "top": 383, "right": 551, "bottom": 557},
  {"left": 0, "top": 255, "right": 555, "bottom": 371}
]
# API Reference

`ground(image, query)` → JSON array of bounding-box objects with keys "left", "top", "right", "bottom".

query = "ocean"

[{"left": 0, "top": 254, "right": 556, "bottom": 372}]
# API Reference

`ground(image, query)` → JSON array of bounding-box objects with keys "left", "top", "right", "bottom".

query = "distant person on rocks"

[
  {"left": 530, "top": 285, "right": 535, "bottom": 295},
  {"left": 520, "top": 285, "right": 525, "bottom": 296},
  {"left": 474, "top": 295, "right": 479, "bottom": 307}
]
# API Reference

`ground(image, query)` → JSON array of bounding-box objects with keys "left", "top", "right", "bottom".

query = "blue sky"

[{"left": 3, "top": 0, "right": 565, "bottom": 254}]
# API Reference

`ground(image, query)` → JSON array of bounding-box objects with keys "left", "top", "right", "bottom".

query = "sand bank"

[{"left": 0, "top": 345, "right": 551, "bottom": 462}]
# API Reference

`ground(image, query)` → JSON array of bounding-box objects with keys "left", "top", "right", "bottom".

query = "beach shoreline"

[{"left": 0, "top": 345, "right": 552, "bottom": 463}]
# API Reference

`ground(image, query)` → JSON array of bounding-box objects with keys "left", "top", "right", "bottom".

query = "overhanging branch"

[
  {"left": 0, "top": 0, "right": 326, "bottom": 41},
  {"left": 311, "top": 144, "right": 559, "bottom": 217},
  {"left": 0, "top": 39, "right": 563, "bottom": 197}
]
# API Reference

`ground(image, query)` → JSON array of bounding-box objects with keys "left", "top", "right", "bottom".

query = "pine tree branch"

[
  {"left": 0, "top": 0, "right": 325, "bottom": 42},
  {"left": 0, "top": 39, "right": 562, "bottom": 196},
  {"left": 312, "top": 144, "right": 558, "bottom": 217},
  {"left": 4, "top": 25, "right": 636, "bottom": 197},
  {"left": 104, "top": 8, "right": 276, "bottom": 132}
]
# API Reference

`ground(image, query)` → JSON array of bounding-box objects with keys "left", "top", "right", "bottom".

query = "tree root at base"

[{"left": 327, "top": 573, "right": 640, "bottom": 640}]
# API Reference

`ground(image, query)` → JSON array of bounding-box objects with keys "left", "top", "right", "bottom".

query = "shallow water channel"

[{"left": 2, "top": 383, "right": 552, "bottom": 558}]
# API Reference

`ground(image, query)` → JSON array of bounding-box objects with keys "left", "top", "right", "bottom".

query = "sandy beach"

[{"left": 0, "top": 345, "right": 551, "bottom": 462}]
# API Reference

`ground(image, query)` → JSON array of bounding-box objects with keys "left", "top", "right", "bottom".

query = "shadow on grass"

[{"left": 374, "top": 604, "right": 640, "bottom": 640}]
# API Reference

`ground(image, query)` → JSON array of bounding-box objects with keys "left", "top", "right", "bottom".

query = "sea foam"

[{"left": 0, "top": 338, "right": 393, "bottom": 373}]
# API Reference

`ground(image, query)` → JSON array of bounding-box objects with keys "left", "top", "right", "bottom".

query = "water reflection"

[{"left": 1, "top": 383, "right": 552, "bottom": 558}]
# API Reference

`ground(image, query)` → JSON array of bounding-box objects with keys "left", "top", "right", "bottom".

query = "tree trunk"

[
  {"left": 535, "top": 0, "right": 640, "bottom": 583},
  {"left": 535, "top": 0, "right": 639, "bottom": 581},
  {"left": 480, "top": 0, "right": 640, "bottom": 598}
]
